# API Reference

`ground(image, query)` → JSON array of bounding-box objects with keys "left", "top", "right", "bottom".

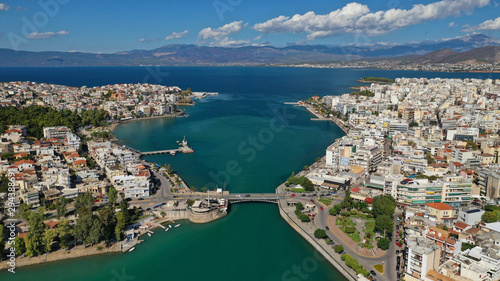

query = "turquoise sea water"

[{"left": 1, "top": 67, "right": 499, "bottom": 281}]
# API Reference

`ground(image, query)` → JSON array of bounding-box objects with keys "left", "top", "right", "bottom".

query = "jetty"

[{"left": 140, "top": 136, "right": 194, "bottom": 156}]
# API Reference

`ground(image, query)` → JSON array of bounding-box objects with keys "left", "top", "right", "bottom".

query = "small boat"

[
  {"left": 165, "top": 228, "right": 169, "bottom": 232},
  {"left": 148, "top": 233, "right": 152, "bottom": 237},
  {"left": 174, "top": 224, "right": 181, "bottom": 228},
  {"left": 168, "top": 225, "right": 172, "bottom": 228},
  {"left": 128, "top": 247, "right": 135, "bottom": 252}
]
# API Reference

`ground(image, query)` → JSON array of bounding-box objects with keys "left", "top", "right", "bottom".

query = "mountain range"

[{"left": 0, "top": 34, "right": 498, "bottom": 67}]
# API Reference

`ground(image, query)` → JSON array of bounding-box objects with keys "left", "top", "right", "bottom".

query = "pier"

[{"left": 140, "top": 136, "right": 194, "bottom": 156}]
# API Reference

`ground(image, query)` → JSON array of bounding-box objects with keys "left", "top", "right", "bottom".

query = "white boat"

[
  {"left": 168, "top": 225, "right": 172, "bottom": 228},
  {"left": 128, "top": 247, "right": 135, "bottom": 252},
  {"left": 165, "top": 228, "right": 169, "bottom": 232},
  {"left": 174, "top": 224, "right": 181, "bottom": 228},
  {"left": 148, "top": 233, "right": 152, "bottom": 237}
]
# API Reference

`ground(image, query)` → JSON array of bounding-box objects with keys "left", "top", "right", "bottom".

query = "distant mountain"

[{"left": 0, "top": 34, "right": 498, "bottom": 67}]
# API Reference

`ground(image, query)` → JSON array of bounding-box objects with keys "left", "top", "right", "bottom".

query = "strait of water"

[{"left": 1, "top": 67, "right": 499, "bottom": 281}]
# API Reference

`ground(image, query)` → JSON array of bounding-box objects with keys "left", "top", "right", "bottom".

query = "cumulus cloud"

[
  {"left": 26, "top": 30, "right": 69, "bottom": 39},
  {"left": 0, "top": 3, "right": 10, "bottom": 11},
  {"left": 165, "top": 30, "right": 188, "bottom": 41},
  {"left": 198, "top": 21, "right": 247, "bottom": 40},
  {"left": 464, "top": 16, "right": 500, "bottom": 31},
  {"left": 209, "top": 37, "right": 250, "bottom": 47},
  {"left": 449, "top": 22, "right": 455, "bottom": 27},
  {"left": 253, "top": 0, "right": 491, "bottom": 40}
]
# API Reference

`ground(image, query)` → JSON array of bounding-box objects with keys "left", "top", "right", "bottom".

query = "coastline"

[{"left": 107, "top": 113, "right": 183, "bottom": 132}]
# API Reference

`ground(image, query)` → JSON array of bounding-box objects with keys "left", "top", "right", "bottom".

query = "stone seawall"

[
  {"left": 278, "top": 200, "right": 357, "bottom": 281},
  {"left": 189, "top": 210, "right": 227, "bottom": 223}
]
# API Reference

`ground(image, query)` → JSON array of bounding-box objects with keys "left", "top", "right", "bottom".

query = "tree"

[
  {"left": 74, "top": 192, "right": 94, "bottom": 216},
  {"left": 57, "top": 219, "right": 73, "bottom": 249},
  {"left": 89, "top": 219, "right": 104, "bottom": 246},
  {"left": 377, "top": 237, "right": 391, "bottom": 250},
  {"left": 119, "top": 197, "right": 130, "bottom": 224},
  {"left": 314, "top": 229, "right": 328, "bottom": 239},
  {"left": 18, "top": 203, "right": 31, "bottom": 220},
  {"left": 98, "top": 207, "right": 116, "bottom": 243},
  {"left": 409, "top": 121, "right": 419, "bottom": 127},
  {"left": 165, "top": 164, "right": 173, "bottom": 175},
  {"left": 334, "top": 244, "right": 344, "bottom": 253},
  {"left": 186, "top": 199, "right": 195, "bottom": 207},
  {"left": 75, "top": 212, "right": 93, "bottom": 247},
  {"left": 115, "top": 212, "right": 126, "bottom": 241},
  {"left": 0, "top": 224, "right": 5, "bottom": 257},
  {"left": 13, "top": 237, "right": 26, "bottom": 256},
  {"left": 201, "top": 187, "right": 208, "bottom": 193},
  {"left": 375, "top": 215, "right": 394, "bottom": 237},
  {"left": 108, "top": 187, "right": 118, "bottom": 208},
  {"left": 160, "top": 211, "right": 166, "bottom": 218},
  {"left": 398, "top": 112, "right": 403, "bottom": 118},
  {"left": 43, "top": 229, "right": 57, "bottom": 253},
  {"left": 25, "top": 208, "right": 47, "bottom": 257},
  {"left": 372, "top": 194, "right": 397, "bottom": 218},
  {"left": 329, "top": 204, "right": 342, "bottom": 216},
  {"left": 482, "top": 211, "right": 498, "bottom": 223},
  {"left": 56, "top": 197, "right": 69, "bottom": 219},
  {"left": 341, "top": 190, "right": 353, "bottom": 210},
  {"left": 300, "top": 214, "right": 311, "bottom": 222}
]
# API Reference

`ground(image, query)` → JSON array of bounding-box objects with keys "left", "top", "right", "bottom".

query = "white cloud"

[
  {"left": 209, "top": 37, "right": 250, "bottom": 47},
  {"left": 253, "top": 0, "right": 491, "bottom": 40},
  {"left": 449, "top": 22, "right": 455, "bottom": 27},
  {"left": 26, "top": 31, "right": 69, "bottom": 39},
  {"left": 464, "top": 16, "right": 500, "bottom": 31},
  {"left": 165, "top": 30, "right": 188, "bottom": 41},
  {"left": 0, "top": 3, "right": 10, "bottom": 11},
  {"left": 198, "top": 21, "right": 247, "bottom": 40}
]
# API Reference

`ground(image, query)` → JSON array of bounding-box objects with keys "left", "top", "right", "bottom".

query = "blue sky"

[{"left": 1, "top": 0, "right": 500, "bottom": 52}]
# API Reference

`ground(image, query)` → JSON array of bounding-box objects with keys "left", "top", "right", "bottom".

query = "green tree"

[
  {"left": 98, "top": 207, "right": 116, "bottom": 243},
  {"left": 375, "top": 215, "right": 394, "bottom": 237},
  {"left": 341, "top": 190, "right": 353, "bottom": 210},
  {"left": 57, "top": 219, "right": 73, "bottom": 249},
  {"left": 300, "top": 214, "right": 310, "bottom": 222},
  {"left": 115, "top": 212, "right": 126, "bottom": 241},
  {"left": 372, "top": 194, "right": 397, "bottom": 218},
  {"left": 314, "top": 229, "right": 328, "bottom": 239},
  {"left": 13, "top": 236, "right": 26, "bottom": 256},
  {"left": 0, "top": 175, "right": 9, "bottom": 193},
  {"left": 25, "top": 208, "right": 47, "bottom": 257},
  {"left": 329, "top": 204, "right": 342, "bottom": 216},
  {"left": 186, "top": 199, "right": 195, "bottom": 207},
  {"left": 165, "top": 164, "right": 173, "bottom": 175},
  {"left": 56, "top": 197, "right": 69, "bottom": 219},
  {"left": 108, "top": 186, "right": 118, "bottom": 208},
  {"left": 74, "top": 192, "right": 94, "bottom": 216},
  {"left": 18, "top": 203, "right": 31, "bottom": 220},
  {"left": 119, "top": 197, "right": 130, "bottom": 224},
  {"left": 377, "top": 237, "right": 391, "bottom": 250},
  {"left": 75, "top": 212, "right": 93, "bottom": 247},
  {"left": 482, "top": 211, "right": 498, "bottom": 223},
  {"left": 0, "top": 224, "right": 5, "bottom": 256},
  {"left": 89, "top": 219, "right": 104, "bottom": 246},
  {"left": 43, "top": 229, "right": 57, "bottom": 253},
  {"left": 334, "top": 244, "right": 344, "bottom": 253}
]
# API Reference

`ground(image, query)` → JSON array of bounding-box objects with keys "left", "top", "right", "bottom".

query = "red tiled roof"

[
  {"left": 426, "top": 202, "right": 452, "bottom": 210},
  {"left": 454, "top": 221, "right": 470, "bottom": 231},
  {"left": 351, "top": 187, "right": 361, "bottom": 193}
]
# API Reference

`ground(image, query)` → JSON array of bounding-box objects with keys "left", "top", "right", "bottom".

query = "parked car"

[
  {"left": 396, "top": 242, "right": 402, "bottom": 247},
  {"left": 320, "top": 206, "right": 324, "bottom": 210},
  {"left": 326, "top": 226, "right": 329, "bottom": 230},
  {"left": 370, "top": 270, "right": 377, "bottom": 276}
]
